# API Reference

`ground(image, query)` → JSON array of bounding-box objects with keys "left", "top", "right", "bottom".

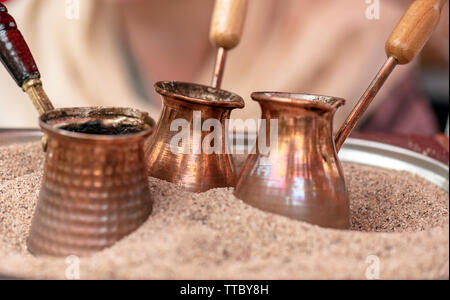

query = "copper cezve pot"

[
  {"left": 234, "top": 0, "right": 447, "bottom": 229},
  {"left": 145, "top": 81, "right": 244, "bottom": 193},
  {"left": 234, "top": 93, "right": 349, "bottom": 229},
  {"left": 1, "top": 3, "right": 155, "bottom": 256}
]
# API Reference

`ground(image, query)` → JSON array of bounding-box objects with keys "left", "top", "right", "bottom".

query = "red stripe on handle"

[{"left": 0, "top": 2, "right": 40, "bottom": 87}]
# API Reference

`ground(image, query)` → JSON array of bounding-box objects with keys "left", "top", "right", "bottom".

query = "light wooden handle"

[
  {"left": 386, "top": 0, "right": 447, "bottom": 64},
  {"left": 210, "top": 0, "right": 248, "bottom": 50}
]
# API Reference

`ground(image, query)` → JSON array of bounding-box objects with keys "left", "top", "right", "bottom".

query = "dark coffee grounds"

[{"left": 60, "top": 120, "right": 142, "bottom": 135}]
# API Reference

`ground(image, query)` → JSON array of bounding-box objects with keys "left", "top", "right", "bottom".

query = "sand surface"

[{"left": 0, "top": 142, "right": 448, "bottom": 279}]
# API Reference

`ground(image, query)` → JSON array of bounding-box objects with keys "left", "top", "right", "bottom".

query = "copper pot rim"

[
  {"left": 39, "top": 106, "right": 156, "bottom": 142},
  {"left": 251, "top": 92, "right": 345, "bottom": 111},
  {"left": 154, "top": 81, "right": 245, "bottom": 109}
]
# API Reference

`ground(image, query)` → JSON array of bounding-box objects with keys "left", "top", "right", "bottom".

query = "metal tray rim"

[
  {"left": 341, "top": 138, "right": 449, "bottom": 192},
  {"left": 1, "top": 131, "right": 448, "bottom": 192}
]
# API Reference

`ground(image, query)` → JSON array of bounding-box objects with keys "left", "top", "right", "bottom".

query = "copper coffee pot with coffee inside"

[
  {"left": 234, "top": 0, "right": 448, "bottom": 229},
  {"left": 145, "top": 0, "right": 248, "bottom": 192},
  {"left": 0, "top": 3, "right": 155, "bottom": 257}
]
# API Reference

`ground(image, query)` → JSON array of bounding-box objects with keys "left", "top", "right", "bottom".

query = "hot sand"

[{"left": 0, "top": 142, "right": 448, "bottom": 279}]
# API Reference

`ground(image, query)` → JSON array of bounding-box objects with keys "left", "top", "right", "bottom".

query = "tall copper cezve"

[
  {"left": 145, "top": 81, "right": 244, "bottom": 193},
  {"left": 234, "top": 93, "right": 350, "bottom": 229}
]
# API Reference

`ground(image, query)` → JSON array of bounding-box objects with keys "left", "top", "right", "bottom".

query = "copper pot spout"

[
  {"left": 234, "top": 93, "right": 350, "bottom": 229},
  {"left": 145, "top": 81, "right": 244, "bottom": 193}
]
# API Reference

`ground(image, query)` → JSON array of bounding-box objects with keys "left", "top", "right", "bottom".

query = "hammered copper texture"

[
  {"left": 234, "top": 93, "right": 350, "bottom": 229},
  {"left": 27, "top": 108, "right": 154, "bottom": 257},
  {"left": 145, "top": 81, "right": 244, "bottom": 193}
]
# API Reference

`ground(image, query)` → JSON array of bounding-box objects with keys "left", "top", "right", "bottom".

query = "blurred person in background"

[
  {"left": 419, "top": 3, "right": 449, "bottom": 134},
  {"left": 0, "top": 0, "right": 448, "bottom": 133}
]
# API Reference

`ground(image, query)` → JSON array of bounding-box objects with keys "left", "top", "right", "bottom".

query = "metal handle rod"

[
  {"left": 335, "top": 56, "right": 398, "bottom": 151},
  {"left": 211, "top": 47, "right": 228, "bottom": 88},
  {"left": 22, "top": 79, "right": 55, "bottom": 115}
]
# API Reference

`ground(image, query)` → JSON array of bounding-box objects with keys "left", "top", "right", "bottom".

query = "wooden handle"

[
  {"left": 0, "top": 3, "right": 54, "bottom": 116},
  {"left": 0, "top": 3, "right": 41, "bottom": 86},
  {"left": 210, "top": 0, "right": 248, "bottom": 50},
  {"left": 386, "top": 0, "right": 447, "bottom": 64}
]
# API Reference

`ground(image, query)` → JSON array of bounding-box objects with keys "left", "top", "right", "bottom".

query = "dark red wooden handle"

[{"left": 0, "top": 3, "right": 40, "bottom": 87}]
